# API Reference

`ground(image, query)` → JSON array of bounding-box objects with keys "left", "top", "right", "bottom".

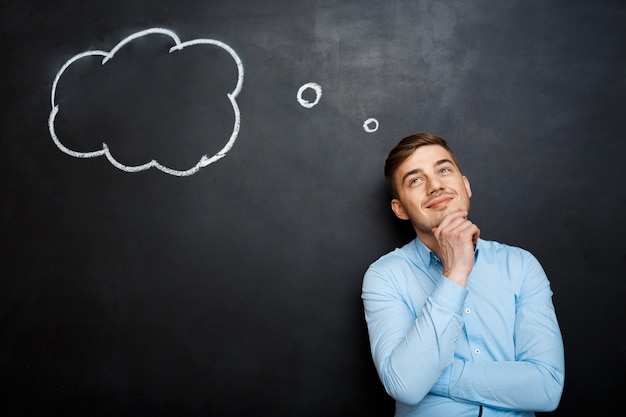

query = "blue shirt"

[{"left": 362, "top": 238, "right": 565, "bottom": 417}]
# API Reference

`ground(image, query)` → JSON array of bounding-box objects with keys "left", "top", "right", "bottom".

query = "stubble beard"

[{"left": 412, "top": 203, "right": 471, "bottom": 236}]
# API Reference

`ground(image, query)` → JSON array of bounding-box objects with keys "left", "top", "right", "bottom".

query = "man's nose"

[{"left": 426, "top": 176, "right": 444, "bottom": 194}]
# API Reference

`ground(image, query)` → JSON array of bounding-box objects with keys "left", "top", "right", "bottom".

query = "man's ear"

[
  {"left": 391, "top": 199, "right": 409, "bottom": 220},
  {"left": 463, "top": 176, "right": 472, "bottom": 198}
]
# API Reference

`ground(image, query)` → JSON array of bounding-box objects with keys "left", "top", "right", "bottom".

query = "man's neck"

[{"left": 415, "top": 230, "right": 441, "bottom": 259}]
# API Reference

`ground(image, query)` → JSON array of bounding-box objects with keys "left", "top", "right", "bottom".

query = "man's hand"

[{"left": 432, "top": 210, "right": 480, "bottom": 287}]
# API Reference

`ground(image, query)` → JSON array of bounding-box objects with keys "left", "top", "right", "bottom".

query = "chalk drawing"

[
  {"left": 297, "top": 82, "right": 322, "bottom": 108},
  {"left": 363, "top": 118, "right": 379, "bottom": 133},
  {"left": 48, "top": 27, "right": 244, "bottom": 176}
]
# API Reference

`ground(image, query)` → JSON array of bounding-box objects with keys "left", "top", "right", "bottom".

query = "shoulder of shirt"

[
  {"left": 477, "top": 239, "right": 536, "bottom": 263},
  {"left": 363, "top": 239, "right": 433, "bottom": 289},
  {"left": 477, "top": 238, "right": 532, "bottom": 253},
  {"left": 366, "top": 238, "right": 430, "bottom": 275}
]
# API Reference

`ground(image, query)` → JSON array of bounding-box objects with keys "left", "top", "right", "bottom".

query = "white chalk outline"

[
  {"left": 48, "top": 27, "right": 244, "bottom": 176},
  {"left": 297, "top": 82, "right": 322, "bottom": 108},
  {"left": 363, "top": 118, "right": 379, "bottom": 133}
]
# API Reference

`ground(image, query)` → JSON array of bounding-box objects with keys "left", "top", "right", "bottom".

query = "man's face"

[{"left": 391, "top": 144, "right": 472, "bottom": 236}]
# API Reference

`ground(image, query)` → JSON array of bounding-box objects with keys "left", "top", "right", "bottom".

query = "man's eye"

[
  {"left": 440, "top": 167, "right": 451, "bottom": 174},
  {"left": 409, "top": 177, "right": 423, "bottom": 185}
]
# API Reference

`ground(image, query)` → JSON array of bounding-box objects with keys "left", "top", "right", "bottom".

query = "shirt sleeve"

[
  {"left": 430, "top": 252, "right": 565, "bottom": 412},
  {"left": 362, "top": 263, "right": 468, "bottom": 406}
]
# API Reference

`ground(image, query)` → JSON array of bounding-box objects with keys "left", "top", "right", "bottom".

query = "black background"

[{"left": 2, "top": 1, "right": 625, "bottom": 415}]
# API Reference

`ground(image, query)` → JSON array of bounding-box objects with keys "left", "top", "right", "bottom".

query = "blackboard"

[{"left": 2, "top": 0, "right": 625, "bottom": 415}]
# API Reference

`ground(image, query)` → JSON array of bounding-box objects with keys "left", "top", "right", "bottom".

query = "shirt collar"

[{"left": 412, "top": 237, "right": 481, "bottom": 268}]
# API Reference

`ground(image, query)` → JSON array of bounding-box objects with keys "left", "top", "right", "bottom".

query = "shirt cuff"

[{"left": 430, "top": 275, "right": 468, "bottom": 315}]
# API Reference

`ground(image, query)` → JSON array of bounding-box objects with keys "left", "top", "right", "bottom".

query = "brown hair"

[{"left": 384, "top": 133, "right": 461, "bottom": 199}]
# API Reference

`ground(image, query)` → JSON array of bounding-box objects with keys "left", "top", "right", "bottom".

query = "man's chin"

[
  {"left": 415, "top": 220, "right": 441, "bottom": 235},
  {"left": 428, "top": 208, "right": 464, "bottom": 229}
]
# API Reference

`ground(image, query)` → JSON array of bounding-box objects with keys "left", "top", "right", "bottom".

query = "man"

[{"left": 362, "top": 133, "right": 565, "bottom": 416}]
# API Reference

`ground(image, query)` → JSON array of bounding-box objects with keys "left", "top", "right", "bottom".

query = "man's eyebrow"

[
  {"left": 435, "top": 158, "right": 455, "bottom": 168},
  {"left": 401, "top": 168, "right": 422, "bottom": 184}
]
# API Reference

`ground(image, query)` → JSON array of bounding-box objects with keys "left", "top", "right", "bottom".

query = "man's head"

[{"left": 384, "top": 133, "right": 472, "bottom": 237}]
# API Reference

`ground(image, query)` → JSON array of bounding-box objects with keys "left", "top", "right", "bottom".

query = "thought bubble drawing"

[
  {"left": 297, "top": 82, "right": 378, "bottom": 133},
  {"left": 363, "top": 118, "right": 379, "bottom": 133},
  {"left": 48, "top": 27, "right": 244, "bottom": 176},
  {"left": 297, "top": 82, "right": 322, "bottom": 108}
]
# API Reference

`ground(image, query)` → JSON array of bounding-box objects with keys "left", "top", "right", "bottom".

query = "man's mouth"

[{"left": 426, "top": 195, "right": 453, "bottom": 209}]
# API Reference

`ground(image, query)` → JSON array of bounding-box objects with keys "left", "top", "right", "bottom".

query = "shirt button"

[
  {"left": 474, "top": 348, "right": 481, "bottom": 354},
  {"left": 465, "top": 308, "right": 471, "bottom": 314}
]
